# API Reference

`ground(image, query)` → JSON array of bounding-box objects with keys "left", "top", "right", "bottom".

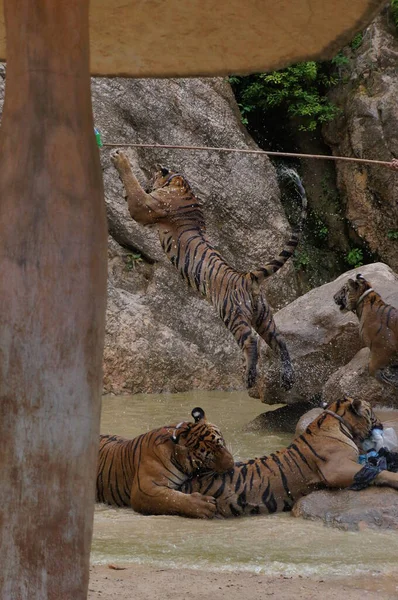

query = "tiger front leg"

[
  {"left": 369, "top": 351, "right": 398, "bottom": 388},
  {"left": 130, "top": 486, "right": 217, "bottom": 519},
  {"left": 111, "top": 149, "right": 168, "bottom": 225},
  {"left": 253, "top": 301, "right": 295, "bottom": 390},
  {"left": 321, "top": 458, "right": 398, "bottom": 491},
  {"left": 229, "top": 318, "right": 258, "bottom": 388}
]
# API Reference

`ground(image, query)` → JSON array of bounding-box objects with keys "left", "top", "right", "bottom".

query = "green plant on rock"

[
  {"left": 294, "top": 249, "right": 310, "bottom": 270},
  {"left": 346, "top": 248, "right": 364, "bottom": 268},
  {"left": 387, "top": 230, "right": 398, "bottom": 240},
  {"left": 391, "top": 0, "right": 398, "bottom": 30},
  {"left": 125, "top": 252, "right": 143, "bottom": 271},
  {"left": 350, "top": 33, "right": 363, "bottom": 50},
  {"left": 331, "top": 52, "right": 350, "bottom": 67},
  {"left": 314, "top": 218, "right": 329, "bottom": 241}
]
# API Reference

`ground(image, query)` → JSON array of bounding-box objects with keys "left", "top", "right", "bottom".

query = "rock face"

[
  {"left": 244, "top": 400, "right": 324, "bottom": 433},
  {"left": 323, "top": 348, "right": 398, "bottom": 407},
  {"left": 92, "top": 77, "right": 300, "bottom": 394},
  {"left": 323, "top": 8, "right": 398, "bottom": 270},
  {"left": 256, "top": 262, "right": 398, "bottom": 406},
  {"left": 292, "top": 488, "right": 398, "bottom": 531}
]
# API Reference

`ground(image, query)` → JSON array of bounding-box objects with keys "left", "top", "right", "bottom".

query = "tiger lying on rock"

[
  {"left": 96, "top": 407, "right": 234, "bottom": 518},
  {"left": 111, "top": 149, "right": 307, "bottom": 390},
  {"left": 183, "top": 397, "right": 398, "bottom": 517},
  {"left": 334, "top": 273, "right": 398, "bottom": 387}
]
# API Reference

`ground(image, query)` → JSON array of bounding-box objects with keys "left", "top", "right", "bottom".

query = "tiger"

[
  {"left": 334, "top": 273, "right": 398, "bottom": 387},
  {"left": 96, "top": 406, "right": 234, "bottom": 518},
  {"left": 111, "top": 149, "right": 307, "bottom": 389},
  {"left": 182, "top": 396, "right": 398, "bottom": 518}
]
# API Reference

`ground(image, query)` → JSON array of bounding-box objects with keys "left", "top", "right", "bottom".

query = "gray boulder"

[
  {"left": 323, "top": 348, "right": 398, "bottom": 408},
  {"left": 292, "top": 488, "right": 398, "bottom": 531}
]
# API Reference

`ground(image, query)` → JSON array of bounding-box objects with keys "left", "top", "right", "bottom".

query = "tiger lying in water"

[
  {"left": 111, "top": 150, "right": 307, "bottom": 390},
  {"left": 96, "top": 407, "right": 234, "bottom": 518},
  {"left": 182, "top": 397, "right": 398, "bottom": 517},
  {"left": 334, "top": 273, "right": 398, "bottom": 387}
]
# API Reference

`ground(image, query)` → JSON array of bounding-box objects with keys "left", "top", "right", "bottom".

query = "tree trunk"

[{"left": 0, "top": 1, "right": 107, "bottom": 598}]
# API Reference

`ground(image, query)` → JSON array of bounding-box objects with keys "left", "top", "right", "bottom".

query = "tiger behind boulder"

[
  {"left": 96, "top": 407, "right": 234, "bottom": 518},
  {"left": 334, "top": 273, "right": 398, "bottom": 387},
  {"left": 111, "top": 150, "right": 307, "bottom": 390},
  {"left": 183, "top": 397, "right": 398, "bottom": 518}
]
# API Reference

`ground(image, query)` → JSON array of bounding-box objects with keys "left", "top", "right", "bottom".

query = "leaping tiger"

[
  {"left": 111, "top": 150, "right": 307, "bottom": 389},
  {"left": 182, "top": 396, "right": 398, "bottom": 517},
  {"left": 96, "top": 407, "right": 234, "bottom": 518}
]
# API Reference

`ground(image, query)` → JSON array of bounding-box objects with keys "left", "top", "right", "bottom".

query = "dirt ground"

[{"left": 88, "top": 564, "right": 398, "bottom": 600}]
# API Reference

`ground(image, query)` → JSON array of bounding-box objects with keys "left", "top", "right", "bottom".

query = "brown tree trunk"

[{"left": 0, "top": 1, "right": 107, "bottom": 598}]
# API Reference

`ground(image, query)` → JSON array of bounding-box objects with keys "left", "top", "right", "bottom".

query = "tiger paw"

[
  {"left": 110, "top": 149, "right": 131, "bottom": 172},
  {"left": 189, "top": 492, "right": 217, "bottom": 519},
  {"left": 281, "top": 368, "right": 295, "bottom": 391}
]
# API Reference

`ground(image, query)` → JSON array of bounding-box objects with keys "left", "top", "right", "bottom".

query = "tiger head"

[
  {"left": 325, "top": 396, "right": 382, "bottom": 442},
  {"left": 333, "top": 274, "right": 372, "bottom": 312},
  {"left": 171, "top": 407, "right": 234, "bottom": 475},
  {"left": 151, "top": 166, "right": 192, "bottom": 195}
]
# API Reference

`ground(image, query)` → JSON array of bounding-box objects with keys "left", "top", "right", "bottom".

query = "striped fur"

[
  {"left": 182, "top": 397, "right": 398, "bottom": 518},
  {"left": 334, "top": 274, "right": 398, "bottom": 387},
  {"left": 96, "top": 407, "right": 234, "bottom": 518},
  {"left": 111, "top": 150, "right": 307, "bottom": 389}
]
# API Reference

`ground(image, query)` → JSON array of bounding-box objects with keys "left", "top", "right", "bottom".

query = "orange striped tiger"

[
  {"left": 96, "top": 407, "right": 234, "bottom": 518},
  {"left": 334, "top": 273, "right": 398, "bottom": 387},
  {"left": 111, "top": 149, "right": 307, "bottom": 389},
  {"left": 183, "top": 397, "right": 398, "bottom": 517}
]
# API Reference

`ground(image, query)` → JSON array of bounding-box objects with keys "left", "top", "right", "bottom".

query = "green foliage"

[
  {"left": 346, "top": 248, "right": 364, "bottom": 268},
  {"left": 231, "top": 62, "right": 340, "bottom": 132},
  {"left": 350, "top": 33, "right": 363, "bottom": 50},
  {"left": 125, "top": 252, "right": 143, "bottom": 271},
  {"left": 391, "top": 0, "right": 398, "bottom": 30},
  {"left": 331, "top": 53, "right": 350, "bottom": 67},
  {"left": 314, "top": 217, "right": 329, "bottom": 241},
  {"left": 387, "top": 230, "right": 398, "bottom": 240},
  {"left": 294, "top": 249, "right": 310, "bottom": 270}
]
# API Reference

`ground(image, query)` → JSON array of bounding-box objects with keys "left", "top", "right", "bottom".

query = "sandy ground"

[{"left": 88, "top": 564, "right": 398, "bottom": 600}]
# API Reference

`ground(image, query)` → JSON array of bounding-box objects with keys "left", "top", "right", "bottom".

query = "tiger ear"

[
  {"left": 347, "top": 278, "right": 359, "bottom": 290},
  {"left": 350, "top": 398, "right": 363, "bottom": 416},
  {"left": 191, "top": 407, "right": 205, "bottom": 423},
  {"left": 171, "top": 421, "right": 190, "bottom": 444},
  {"left": 159, "top": 165, "right": 170, "bottom": 176},
  {"left": 356, "top": 273, "right": 365, "bottom": 281}
]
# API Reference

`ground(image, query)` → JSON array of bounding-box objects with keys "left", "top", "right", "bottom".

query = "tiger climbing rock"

[
  {"left": 334, "top": 273, "right": 398, "bottom": 387},
  {"left": 96, "top": 407, "right": 234, "bottom": 518},
  {"left": 182, "top": 397, "right": 398, "bottom": 518},
  {"left": 111, "top": 149, "right": 307, "bottom": 389}
]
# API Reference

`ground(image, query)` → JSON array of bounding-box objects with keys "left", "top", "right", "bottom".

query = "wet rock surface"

[
  {"left": 244, "top": 400, "right": 323, "bottom": 433},
  {"left": 292, "top": 488, "right": 398, "bottom": 531}
]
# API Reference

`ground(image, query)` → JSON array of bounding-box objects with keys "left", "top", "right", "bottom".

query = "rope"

[{"left": 102, "top": 142, "right": 398, "bottom": 171}]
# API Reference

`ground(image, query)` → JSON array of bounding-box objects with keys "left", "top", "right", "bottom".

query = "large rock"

[
  {"left": 256, "top": 262, "right": 398, "bottom": 405},
  {"left": 244, "top": 399, "right": 324, "bottom": 433},
  {"left": 92, "top": 77, "right": 300, "bottom": 394},
  {"left": 323, "top": 8, "right": 398, "bottom": 270},
  {"left": 323, "top": 348, "right": 398, "bottom": 407},
  {"left": 292, "top": 488, "right": 398, "bottom": 531}
]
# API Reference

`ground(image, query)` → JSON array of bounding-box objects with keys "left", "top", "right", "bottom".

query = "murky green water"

[{"left": 92, "top": 391, "right": 398, "bottom": 576}]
